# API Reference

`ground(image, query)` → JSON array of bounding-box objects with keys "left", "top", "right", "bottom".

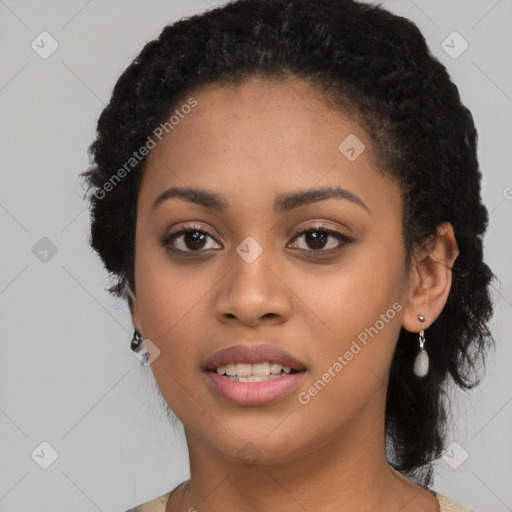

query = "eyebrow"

[{"left": 151, "top": 185, "right": 370, "bottom": 213}]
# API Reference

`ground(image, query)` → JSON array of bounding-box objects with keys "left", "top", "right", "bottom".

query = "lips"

[{"left": 203, "top": 344, "right": 307, "bottom": 372}]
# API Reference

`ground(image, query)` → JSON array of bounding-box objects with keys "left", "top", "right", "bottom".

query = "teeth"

[
  {"left": 226, "top": 375, "right": 283, "bottom": 382},
  {"left": 215, "top": 361, "right": 295, "bottom": 377},
  {"left": 252, "top": 362, "right": 270, "bottom": 376},
  {"left": 226, "top": 364, "right": 237, "bottom": 376},
  {"left": 270, "top": 362, "right": 283, "bottom": 374},
  {"left": 233, "top": 363, "right": 252, "bottom": 376}
]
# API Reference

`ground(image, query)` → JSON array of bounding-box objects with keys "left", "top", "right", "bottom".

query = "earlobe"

[
  {"left": 127, "top": 288, "right": 142, "bottom": 330},
  {"left": 402, "top": 222, "right": 459, "bottom": 332}
]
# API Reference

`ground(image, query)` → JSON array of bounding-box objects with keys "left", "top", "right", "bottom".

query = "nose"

[{"left": 214, "top": 244, "right": 292, "bottom": 328}]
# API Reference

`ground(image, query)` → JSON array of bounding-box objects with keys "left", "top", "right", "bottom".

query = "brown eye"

[
  {"left": 162, "top": 225, "right": 222, "bottom": 254},
  {"left": 288, "top": 226, "right": 353, "bottom": 253},
  {"left": 178, "top": 229, "right": 208, "bottom": 250},
  {"left": 300, "top": 230, "right": 330, "bottom": 250}
]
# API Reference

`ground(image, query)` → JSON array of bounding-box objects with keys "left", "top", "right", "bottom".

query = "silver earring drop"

[{"left": 413, "top": 315, "right": 429, "bottom": 377}]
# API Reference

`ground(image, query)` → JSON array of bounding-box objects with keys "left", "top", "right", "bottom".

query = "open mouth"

[{"left": 203, "top": 344, "right": 307, "bottom": 405}]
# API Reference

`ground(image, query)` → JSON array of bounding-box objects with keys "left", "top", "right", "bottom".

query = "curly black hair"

[{"left": 81, "top": 0, "right": 495, "bottom": 486}]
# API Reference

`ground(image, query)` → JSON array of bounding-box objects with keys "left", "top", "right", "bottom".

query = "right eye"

[{"left": 162, "top": 224, "right": 223, "bottom": 255}]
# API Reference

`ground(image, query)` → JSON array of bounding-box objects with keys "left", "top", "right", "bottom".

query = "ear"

[
  {"left": 127, "top": 288, "right": 143, "bottom": 332},
  {"left": 402, "top": 222, "right": 459, "bottom": 332}
]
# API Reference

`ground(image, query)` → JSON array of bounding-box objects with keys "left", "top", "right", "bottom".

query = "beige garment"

[
  {"left": 436, "top": 492, "right": 473, "bottom": 511},
  {"left": 126, "top": 486, "right": 473, "bottom": 512}
]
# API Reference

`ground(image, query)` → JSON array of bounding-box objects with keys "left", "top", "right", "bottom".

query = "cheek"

[
  {"left": 133, "top": 242, "right": 202, "bottom": 359},
  {"left": 296, "top": 242, "right": 405, "bottom": 336},
  {"left": 134, "top": 217, "right": 206, "bottom": 323},
  {"left": 294, "top": 242, "right": 406, "bottom": 394}
]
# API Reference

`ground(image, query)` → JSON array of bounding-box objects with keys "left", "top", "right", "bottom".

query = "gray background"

[{"left": 0, "top": 0, "right": 511, "bottom": 510}]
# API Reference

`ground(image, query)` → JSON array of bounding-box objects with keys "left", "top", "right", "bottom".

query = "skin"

[{"left": 129, "top": 77, "right": 459, "bottom": 512}]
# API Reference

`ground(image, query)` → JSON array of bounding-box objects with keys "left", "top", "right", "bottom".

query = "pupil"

[
  {"left": 185, "top": 231, "right": 206, "bottom": 250},
  {"left": 306, "top": 231, "right": 327, "bottom": 250}
]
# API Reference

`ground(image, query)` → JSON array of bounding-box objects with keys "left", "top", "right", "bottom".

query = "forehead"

[
  {"left": 140, "top": 77, "right": 400, "bottom": 218},
  {"left": 147, "top": 77, "right": 358, "bottom": 164}
]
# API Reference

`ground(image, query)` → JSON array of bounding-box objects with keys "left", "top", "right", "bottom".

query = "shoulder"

[
  {"left": 124, "top": 492, "right": 171, "bottom": 512},
  {"left": 434, "top": 491, "right": 473, "bottom": 512},
  {"left": 125, "top": 487, "right": 472, "bottom": 512},
  {"left": 125, "top": 480, "right": 188, "bottom": 512}
]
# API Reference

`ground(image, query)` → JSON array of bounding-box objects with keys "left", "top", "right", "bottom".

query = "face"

[{"left": 130, "top": 77, "right": 412, "bottom": 465}]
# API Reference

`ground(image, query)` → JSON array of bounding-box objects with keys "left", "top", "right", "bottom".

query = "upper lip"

[{"left": 204, "top": 344, "right": 306, "bottom": 371}]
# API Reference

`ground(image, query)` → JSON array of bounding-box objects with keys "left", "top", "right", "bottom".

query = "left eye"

[{"left": 288, "top": 227, "right": 351, "bottom": 252}]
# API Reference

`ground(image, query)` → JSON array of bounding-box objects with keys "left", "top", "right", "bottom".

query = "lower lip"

[{"left": 205, "top": 371, "right": 305, "bottom": 406}]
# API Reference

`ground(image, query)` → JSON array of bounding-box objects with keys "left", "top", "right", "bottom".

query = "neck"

[{"left": 169, "top": 403, "right": 435, "bottom": 512}]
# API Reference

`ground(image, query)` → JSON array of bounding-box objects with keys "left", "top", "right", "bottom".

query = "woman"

[{"left": 82, "top": 0, "right": 495, "bottom": 510}]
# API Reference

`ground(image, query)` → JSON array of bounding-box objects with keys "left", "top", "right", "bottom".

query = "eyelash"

[{"left": 161, "top": 222, "right": 354, "bottom": 257}]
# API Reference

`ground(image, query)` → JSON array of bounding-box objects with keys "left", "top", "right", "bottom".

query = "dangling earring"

[
  {"left": 413, "top": 315, "right": 429, "bottom": 377},
  {"left": 131, "top": 329, "right": 149, "bottom": 365}
]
